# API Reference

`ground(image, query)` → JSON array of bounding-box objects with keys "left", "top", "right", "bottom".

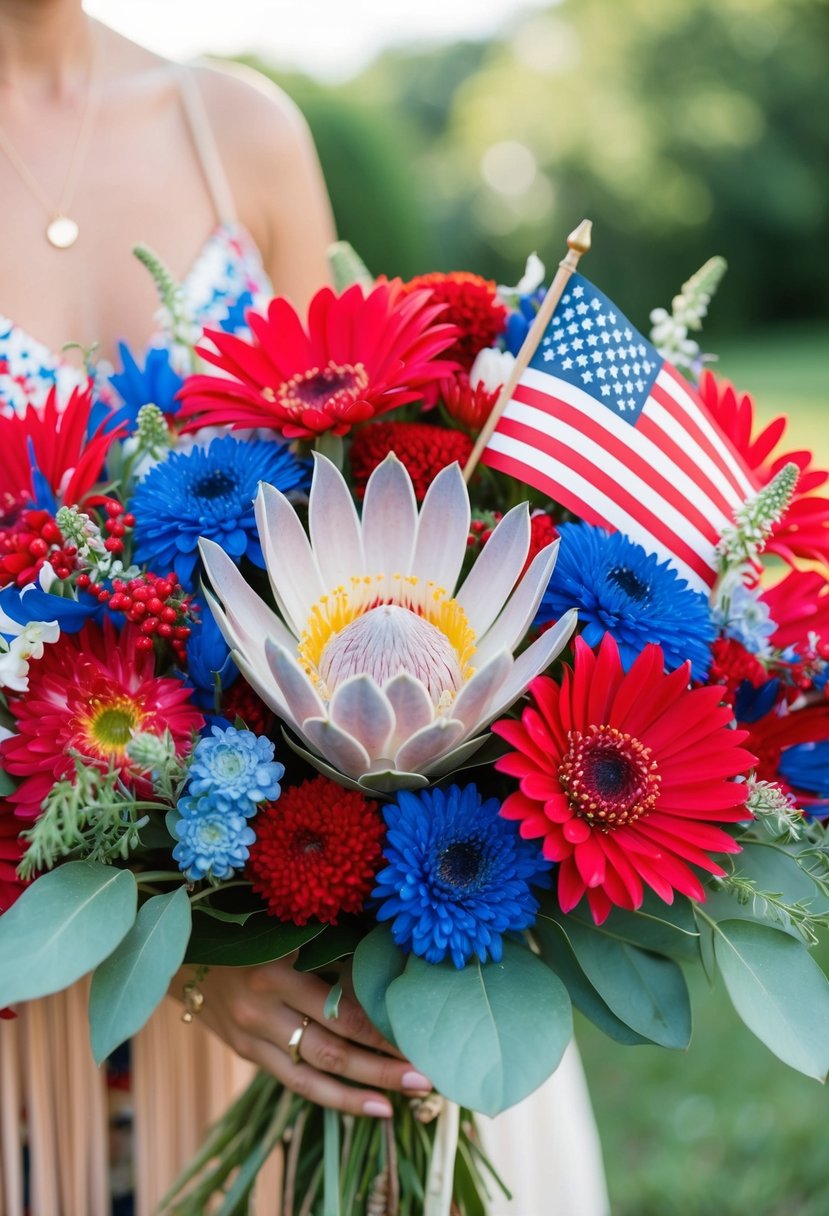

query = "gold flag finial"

[{"left": 567, "top": 218, "right": 592, "bottom": 255}]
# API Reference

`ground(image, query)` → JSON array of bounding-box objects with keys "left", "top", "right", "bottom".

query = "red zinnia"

[
  {"left": 1, "top": 620, "right": 204, "bottom": 825},
  {"left": 402, "top": 271, "right": 507, "bottom": 370},
  {"left": 248, "top": 775, "right": 385, "bottom": 924},
  {"left": 349, "top": 421, "right": 473, "bottom": 501},
  {"left": 178, "top": 282, "right": 459, "bottom": 441},
  {"left": 700, "top": 372, "right": 829, "bottom": 567},
  {"left": 0, "top": 382, "right": 124, "bottom": 508},
  {"left": 493, "top": 634, "right": 756, "bottom": 924}
]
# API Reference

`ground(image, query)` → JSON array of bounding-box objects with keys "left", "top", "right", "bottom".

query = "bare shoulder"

[{"left": 192, "top": 61, "right": 313, "bottom": 162}]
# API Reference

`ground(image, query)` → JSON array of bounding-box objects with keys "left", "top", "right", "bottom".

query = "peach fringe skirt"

[{"left": 0, "top": 982, "right": 283, "bottom": 1216}]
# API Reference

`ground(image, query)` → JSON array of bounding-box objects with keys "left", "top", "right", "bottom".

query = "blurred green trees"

[{"left": 249, "top": 0, "right": 829, "bottom": 332}]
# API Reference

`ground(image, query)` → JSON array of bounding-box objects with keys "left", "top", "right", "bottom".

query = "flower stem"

[
  {"left": 322, "top": 1108, "right": 342, "bottom": 1216},
  {"left": 424, "top": 1100, "right": 460, "bottom": 1216}
]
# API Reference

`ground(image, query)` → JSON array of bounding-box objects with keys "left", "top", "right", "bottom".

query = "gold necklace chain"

[{"left": 0, "top": 29, "right": 103, "bottom": 249}]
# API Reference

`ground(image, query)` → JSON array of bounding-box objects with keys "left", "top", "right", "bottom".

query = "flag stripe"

[
  {"left": 636, "top": 402, "right": 741, "bottom": 519},
  {"left": 487, "top": 407, "right": 717, "bottom": 586},
  {"left": 515, "top": 372, "right": 730, "bottom": 537},
  {"left": 657, "top": 366, "right": 758, "bottom": 499},
  {"left": 482, "top": 430, "right": 712, "bottom": 590}
]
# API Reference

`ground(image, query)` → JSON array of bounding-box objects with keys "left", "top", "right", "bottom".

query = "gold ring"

[{"left": 288, "top": 1015, "right": 311, "bottom": 1064}]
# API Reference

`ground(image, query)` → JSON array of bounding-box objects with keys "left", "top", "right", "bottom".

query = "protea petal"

[
  {"left": 254, "top": 484, "right": 324, "bottom": 634},
  {"left": 450, "top": 651, "right": 513, "bottom": 733},
  {"left": 456, "top": 504, "right": 531, "bottom": 637},
  {"left": 360, "top": 453, "right": 418, "bottom": 574},
  {"left": 200, "top": 539, "right": 295, "bottom": 654},
  {"left": 475, "top": 540, "right": 561, "bottom": 665},
  {"left": 302, "top": 717, "right": 373, "bottom": 779},
  {"left": 383, "top": 673, "right": 437, "bottom": 753},
  {"left": 308, "top": 454, "right": 365, "bottom": 589},
  {"left": 394, "top": 717, "right": 467, "bottom": 774},
  {"left": 264, "top": 639, "right": 327, "bottom": 726},
  {"left": 328, "top": 675, "right": 395, "bottom": 760},
  {"left": 486, "top": 611, "right": 578, "bottom": 721},
  {"left": 410, "top": 462, "right": 470, "bottom": 594}
]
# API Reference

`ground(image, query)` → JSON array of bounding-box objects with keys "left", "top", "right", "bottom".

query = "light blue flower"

[
  {"left": 187, "top": 724, "right": 283, "bottom": 814},
  {"left": 172, "top": 792, "right": 256, "bottom": 881},
  {"left": 373, "top": 784, "right": 551, "bottom": 969}
]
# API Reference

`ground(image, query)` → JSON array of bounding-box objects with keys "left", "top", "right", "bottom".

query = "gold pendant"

[{"left": 46, "top": 216, "right": 79, "bottom": 249}]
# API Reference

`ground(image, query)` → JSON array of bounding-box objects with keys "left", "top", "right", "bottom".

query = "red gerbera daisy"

[
  {"left": 700, "top": 372, "right": 829, "bottom": 567},
  {"left": 402, "top": 271, "right": 507, "bottom": 370},
  {"left": 1, "top": 620, "right": 204, "bottom": 825},
  {"left": 248, "top": 775, "right": 385, "bottom": 924},
  {"left": 0, "top": 382, "right": 124, "bottom": 508},
  {"left": 178, "top": 282, "right": 459, "bottom": 441},
  {"left": 762, "top": 569, "right": 829, "bottom": 653},
  {"left": 0, "top": 809, "right": 26, "bottom": 912},
  {"left": 741, "top": 700, "right": 829, "bottom": 790},
  {"left": 492, "top": 633, "right": 756, "bottom": 924},
  {"left": 349, "top": 421, "right": 473, "bottom": 501}
]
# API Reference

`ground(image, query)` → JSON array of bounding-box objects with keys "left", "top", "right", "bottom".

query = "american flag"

[{"left": 480, "top": 274, "right": 759, "bottom": 592}]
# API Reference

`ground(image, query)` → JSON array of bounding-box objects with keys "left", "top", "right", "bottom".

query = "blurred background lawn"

[{"left": 104, "top": 1, "right": 828, "bottom": 1210}]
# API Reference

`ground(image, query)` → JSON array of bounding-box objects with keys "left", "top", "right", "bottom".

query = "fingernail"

[
  {"left": 363, "top": 1098, "right": 393, "bottom": 1118},
  {"left": 402, "top": 1070, "right": 432, "bottom": 1092}
]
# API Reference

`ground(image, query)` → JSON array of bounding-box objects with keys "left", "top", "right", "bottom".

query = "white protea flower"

[{"left": 200, "top": 454, "right": 576, "bottom": 794}]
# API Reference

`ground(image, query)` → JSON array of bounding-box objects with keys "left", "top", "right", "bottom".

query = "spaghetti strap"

[{"left": 177, "top": 66, "right": 237, "bottom": 226}]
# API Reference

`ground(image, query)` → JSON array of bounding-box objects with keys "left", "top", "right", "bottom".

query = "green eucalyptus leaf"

[
  {"left": 535, "top": 918, "right": 650, "bottom": 1045},
  {"left": 582, "top": 893, "right": 701, "bottom": 962},
  {"left": 0, "top": 862, "right": 137, "bottom": 1005},
  {"left": 89, "top": 886, "right": 191, "bottom": 1062},
  {"left": 185, "top": 909, "right": 323, "bottom": 966},
  {"left": 295, "top": 921, "right": 363, "bottom": 972},
  {"left": 351, "top": 924, "right": 407, "bottom": 1043},
  {"left": 713, "top": 918, "right": 829, "bottom": 1080},
  {"left": 385, "top": 939, "right": 572, "bottom": 1116},
  {"left": 563, "top": 918, "right": 691, "bottom": 1049}
]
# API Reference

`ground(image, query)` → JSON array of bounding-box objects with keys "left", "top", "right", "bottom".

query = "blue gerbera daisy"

[
  {"left": 373, "top": 784, "right": 551, "bottom": 969},
  {"left": 536, "top": 522, "right": 715, "bottom": 679},
  {"left": 129, "top": 434, "right": 309, "bottom": 589},
  {"left": 108, "top": 342, "right": 185, "bottom": 430}
]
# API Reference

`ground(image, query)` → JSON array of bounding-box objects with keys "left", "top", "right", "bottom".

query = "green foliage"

[
  {"left": 384, "top": 940, "right": 572, "bottom": 1116},
  {"left": 89, "top": 886, "right": 192, "bottom": 1062},
  {"left": 184, "top": 908, "right": 323, "bottom": 966},
  {"left": 711, "top": 918, "right": 829, "bottom": 1080},
  {"left": 351, "top": 923, "right": 408, "bottom": 1043},
  {"left": 0, "top": 862, "right": 137, "bottom": 1005},
  {"left": 552, "top": 914, "right": 692, "bottom": 1049}
]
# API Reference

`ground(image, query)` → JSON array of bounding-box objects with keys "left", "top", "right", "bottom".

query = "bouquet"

[{"left": 1, "top": 222, "right": 828, "bottom": 1216}]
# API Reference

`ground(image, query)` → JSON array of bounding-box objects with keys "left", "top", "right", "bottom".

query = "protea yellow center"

[{"left": 298, "top": 573, "right": 476, "bottom": 704}]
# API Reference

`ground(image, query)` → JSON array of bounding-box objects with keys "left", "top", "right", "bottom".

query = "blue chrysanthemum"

[
  {"left": 110, "top": 342, "right": 184, "bottom": 425},
  {"left": 373, "top": 784, "right": 551, "bottom": 969},
  {"left": 536, "top": 522, "right": 715, "bottom": 679},
  {"left": 129, "top": 434, "right": 309, "bottom": 588},
  {"left": 187, "top": 724, "right": 284, "bottom": 814},
  {"left": 172, "top": 791, "right": 256, "bottom": 881}
]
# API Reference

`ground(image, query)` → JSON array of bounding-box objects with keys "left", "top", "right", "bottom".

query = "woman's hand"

[{"left": 173, "top": 956, "right": 431, "bottom": 1118}]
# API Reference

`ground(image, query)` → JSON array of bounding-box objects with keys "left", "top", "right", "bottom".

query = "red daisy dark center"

[
  {"left": 274, "top": 361, "right": 369, "bottom": 416},
  {"left": 558, "top": 724, "right": 660, "bottom": 829}
]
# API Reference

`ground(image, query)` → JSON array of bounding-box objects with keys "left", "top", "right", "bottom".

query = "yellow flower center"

[
  {"left": 298, "top": 574, "right": 476, "bottom": 703},
  {"left": 80, "top": 696, "right": 147, "bottom": 760}
]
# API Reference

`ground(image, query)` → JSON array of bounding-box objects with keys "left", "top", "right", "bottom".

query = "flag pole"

[{"left": 462, "top": 218, "right": 593, "bottom": 484}]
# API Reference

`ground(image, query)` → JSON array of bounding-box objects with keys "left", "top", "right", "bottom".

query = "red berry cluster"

[
  {"left": 76, "top": 570, "right": 194, "bottom": 661},
  {"left": 100, "top": 499, "right": 135, "bottom": 556},
  {"left": 775, "top": 635, "right": 829, "bottom": 696},
  {"left": 0, "top": 509, "right": 78, "bottom": 588},
  {"left": 466, "top": 511, "right": 503, "bottom": 551}
]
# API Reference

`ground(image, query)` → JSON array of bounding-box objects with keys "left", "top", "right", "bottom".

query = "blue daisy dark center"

[
  {"left": 437, "top": 838, "right": 486, "bottom": 889},
  {"left": 559, "top": 724, "right": 661, "bottom": 829},
  {"left": 607, "top": 565, "right": 650, "bottom": 602},
  {"left": 275, "top": 361, "right": 369, "bottom": 416},
  {"left": 191, "top": 469, "right": 238, "bottom": 500}
]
